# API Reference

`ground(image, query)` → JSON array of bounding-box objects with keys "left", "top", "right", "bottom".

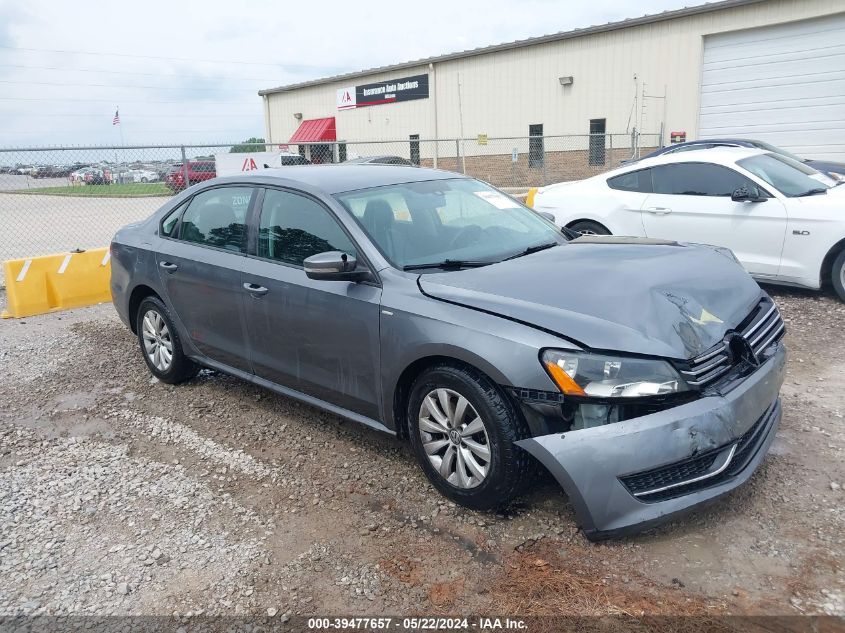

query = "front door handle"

[
  {"left": 645, "top": 206, "right": 672, "bottom": 215},
  {"left": 159, "top": 261, "right": 178, "bottom": 272},
  {"left": 243, "top": 282, "right": 269, "bottom": 297}
]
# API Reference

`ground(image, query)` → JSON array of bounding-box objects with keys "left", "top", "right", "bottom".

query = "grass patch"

[{"left": 3, "top": 182, "right": 172, "bottom": 197}]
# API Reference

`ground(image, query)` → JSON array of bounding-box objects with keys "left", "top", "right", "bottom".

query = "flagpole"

[{"left": 117, "top": 107, "right": 124, "bottom": 168}]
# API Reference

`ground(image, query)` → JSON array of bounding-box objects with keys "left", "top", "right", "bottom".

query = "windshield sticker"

[{"left": 473, "top": 190, "right": 522, "bottom": 209}]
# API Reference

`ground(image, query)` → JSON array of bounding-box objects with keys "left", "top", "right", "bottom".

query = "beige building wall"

[{"left": 263, "top": 0, "right": 843, "bottom": 148}]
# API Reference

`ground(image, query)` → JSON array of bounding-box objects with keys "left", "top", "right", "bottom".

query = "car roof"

[
  {"left": 615, "top": 146, "right": 768, "bottom": 172},
  {"left": 209, "top": 164, "right": 467, "bottom": 194}
]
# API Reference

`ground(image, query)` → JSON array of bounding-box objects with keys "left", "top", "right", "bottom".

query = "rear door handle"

[
  {"left": 645, "top": 206, "right": 672, "bottom": 215},
  {"left": 159, "top": 261, "right": 178, "bottom": 272},
  {"left": 243, "top": 282, "right": 269, "bottom": 297}
]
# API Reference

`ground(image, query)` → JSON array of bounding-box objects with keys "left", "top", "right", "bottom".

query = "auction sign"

[{"left": 337, "top": 74, "right": 429, "bottom": 110}]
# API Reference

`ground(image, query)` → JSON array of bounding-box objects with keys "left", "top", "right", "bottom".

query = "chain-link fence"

[{"left": 0, "top": 132, "right": 660, "bottom": 285}]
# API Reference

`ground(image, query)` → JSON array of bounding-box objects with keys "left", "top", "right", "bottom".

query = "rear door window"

[
  {"left": 160, "top": 200, "right": 188, "bottom": 236},
  {"left": 607, "top": 169, "right": 653, "bottom": 193},
  {"left": 178, "top": 187, "right": 253, "bottom": 251}
]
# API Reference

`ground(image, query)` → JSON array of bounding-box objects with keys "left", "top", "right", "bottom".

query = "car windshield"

[
  {"left": 335, "top": 178, "right": 565, "bottom": 270},
  {"left": 738, "top": 153, "right": 836, "bottom": 197}
]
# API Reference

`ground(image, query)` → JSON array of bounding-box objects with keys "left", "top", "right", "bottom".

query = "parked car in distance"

[
  {"left": 164, "top": 161, "right": 216, "bottom": 191},
  {"left": 70, "top": 167, "right": 93, "bottom": 183},
  {"left": 629, "top": 138, "right": 845, "bottom": 180},
  {"left": 530, "top": 147, "right": 845, "bottom": 301},
  {"left": 111, "top": 165, "right": 786, "bottom": 539},
  {"left": 344, "top": 155, "right": 414, "bottom": 166},
  {"left": 122, "top": 168, "right": 160, "bottom": 183}
]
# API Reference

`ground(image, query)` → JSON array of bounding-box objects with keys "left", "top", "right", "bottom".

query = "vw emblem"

[{"left": 726, "top": 333, "right": 759, "bottom": 367}]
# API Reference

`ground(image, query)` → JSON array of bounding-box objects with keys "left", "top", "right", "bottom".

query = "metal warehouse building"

[{"left": 259, "top": 0, "right": 845, "bottom": 182}]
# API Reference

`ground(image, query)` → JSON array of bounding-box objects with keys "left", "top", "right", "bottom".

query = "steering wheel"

[{"left": 447, "top": 225, "right": 483, "bottom": 250}]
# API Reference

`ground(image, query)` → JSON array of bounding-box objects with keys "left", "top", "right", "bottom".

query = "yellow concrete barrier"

[
  {"left": 525, "top": 187, "right": 538, "bottom": 208},
  {"left": 1, "top": 248, "right": 112, "bottom": 319}
]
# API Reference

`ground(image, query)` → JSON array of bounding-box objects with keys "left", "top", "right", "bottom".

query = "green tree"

[{"left": 230, "top": 137, "right": 267, "bottom": 153}]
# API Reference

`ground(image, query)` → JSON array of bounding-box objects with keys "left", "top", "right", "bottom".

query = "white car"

[
  {"left": 531, "top": 147, "right": 845, "bottom": 302},
  {"left": 122, "top": 169, "right": 159, "bottom": 183}
]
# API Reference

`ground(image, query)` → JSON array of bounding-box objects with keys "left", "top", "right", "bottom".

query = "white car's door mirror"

[{"left": 731, "top": 186, "right": 767, "bottom": 203}]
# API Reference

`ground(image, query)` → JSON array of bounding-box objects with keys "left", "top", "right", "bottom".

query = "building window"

[
  {"left": 528, "top": 124, "right": 544, "bottom": 168},
  {"left": 589, "top": 118, "right": 606, "bottom": 166},
  {"left": 409, "top": 134, "right": 420, "bottom": 166}
]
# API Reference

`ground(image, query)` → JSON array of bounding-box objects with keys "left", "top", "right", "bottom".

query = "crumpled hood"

[{"left": 419, "top": 239, "right": 763, "bottom": 359}]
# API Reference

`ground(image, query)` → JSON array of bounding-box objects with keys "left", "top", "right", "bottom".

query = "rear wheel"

[
  {"left": 407, "top": 364, "right": 534, "bottom": 510},
  {"left": 135, "top": 296, "right": 198, "bottom": 384},
  {"left": 833, "top": 249, "right": 845, "bottom": 303},
  {"left": 568, "top": 220, "right": 610, "bottom": 236}
]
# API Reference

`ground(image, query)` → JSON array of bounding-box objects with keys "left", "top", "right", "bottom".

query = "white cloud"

[{"left": 0, "top": 0, "right": 697, "bottom": 146}]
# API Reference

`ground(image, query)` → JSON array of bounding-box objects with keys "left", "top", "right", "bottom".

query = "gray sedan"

[{"left": 110, "top": 165, "right": 786, "bottom": 539}]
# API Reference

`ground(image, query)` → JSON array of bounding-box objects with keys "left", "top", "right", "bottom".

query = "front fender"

[{"left": 378, "top": 270, "right": 577, "bottom": 431}]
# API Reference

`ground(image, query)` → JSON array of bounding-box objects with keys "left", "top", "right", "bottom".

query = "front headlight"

[{"left": 542, "top": 349, "right": 689, "bottom": 398}]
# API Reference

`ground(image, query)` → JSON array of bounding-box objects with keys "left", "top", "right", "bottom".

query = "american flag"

[{"left": 112, "top": 109, "right": 120, "bottom": 126}]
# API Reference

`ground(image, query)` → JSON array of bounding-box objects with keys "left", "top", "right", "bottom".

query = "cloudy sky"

[{"left": 1, "top": 0, "right": 700, "bottom": 147}]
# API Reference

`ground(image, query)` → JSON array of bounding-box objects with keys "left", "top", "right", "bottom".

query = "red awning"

[{"left": 289, "top": 117, "right": 336, "bottom": 143}]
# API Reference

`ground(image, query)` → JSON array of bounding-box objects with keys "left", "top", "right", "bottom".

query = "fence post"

[
  {"left": 180, "top": 146, "right": 190, "bottom": 188},
  {"left": 542, "top": 137, "right": 548, "bottom": 186},
  {"left": 454, "top": 139, "right": 461, "bottom": 173}
]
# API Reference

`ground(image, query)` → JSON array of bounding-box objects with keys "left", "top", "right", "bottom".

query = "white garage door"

[{"left": 699, "top": 14, "right": 845, "bottom": 161}]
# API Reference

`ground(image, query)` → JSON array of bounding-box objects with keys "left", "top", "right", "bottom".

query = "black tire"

[
  {"left": 833, "top": 249, "right": 845, "bottom": 303},
  {"left": 568, "top": 220, "right": 611, "bottom": 236},
  {"left": 407, "top": 363, "right": 535, "bottom": 511},
  {"left": 135, "top": 296, "right": 199, "bottom": 384}
]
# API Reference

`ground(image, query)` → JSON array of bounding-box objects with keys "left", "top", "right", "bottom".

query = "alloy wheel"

[
  {"left": 141, "top": 309, "right": 173, "bottom": 372},
  {"left": 418, "top": 388, "right": 491, "bottom": 489}
]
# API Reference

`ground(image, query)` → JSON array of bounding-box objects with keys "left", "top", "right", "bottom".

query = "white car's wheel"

[
  {"left": 833, "top": 249, "right": 845, "bottom": 303},
  {"left": 568, "top": 220, "right": 611, "bottom": 236},
  {"left": 141, "top": 177, "right": 148, "bottom": 183}
]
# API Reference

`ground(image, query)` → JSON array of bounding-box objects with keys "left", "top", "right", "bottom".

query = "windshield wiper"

[
  {"left": 403, "top": 259, "right": 492, "bottom": 271},
  {"left": 796, "top": 187, "right": 829, "bottom": 197},
  {"left": 501, "top": 241, "right": 559, "bottom": 262}
]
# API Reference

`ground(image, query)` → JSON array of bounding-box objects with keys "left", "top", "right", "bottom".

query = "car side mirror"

[
  {"left": 731, "top": 185, "right": 766, "bottom": 203},
  {"left": 537, "top": 211, "right": 556, "bottom": 223},
  {"left": 304, "top": 251, "right": 370, "bottom": 282}
]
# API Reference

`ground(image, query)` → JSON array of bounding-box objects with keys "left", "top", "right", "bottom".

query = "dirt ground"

[{"left": 0, "top": 286, "right": 842, "bottom": 618}]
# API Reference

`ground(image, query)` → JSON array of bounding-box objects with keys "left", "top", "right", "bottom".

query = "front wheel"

[
  {"left": 568, "top": 220, "right": 611, "bottom": 236},
  {"left": 135, "top": 296, "right": 199, "bottom": 384},
  {"left": 407, "top": 364, "right": 535, "bottom": 510},
  {"left": 832, "top": 249, "right": 845, "bottom": 303}
]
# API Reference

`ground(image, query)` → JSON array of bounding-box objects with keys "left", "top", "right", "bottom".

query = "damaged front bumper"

[{"left": 515, "top": 344, "right": 787, "bottom": 540}]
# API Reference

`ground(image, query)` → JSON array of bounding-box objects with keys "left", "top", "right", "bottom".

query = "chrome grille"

[{"left": 680, "top": 298, "right": 785, "bottom": 389}]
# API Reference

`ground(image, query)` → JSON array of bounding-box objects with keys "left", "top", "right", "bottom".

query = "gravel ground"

[{"left": 0, "top": 286, "right": 842, "bottom": 617}]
